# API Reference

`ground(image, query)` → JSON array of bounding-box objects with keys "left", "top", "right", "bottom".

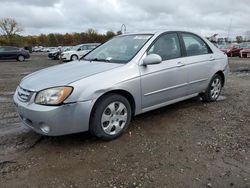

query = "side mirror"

[
  {"left": 77, "top": 48, "right": 81, "bottom": 51},
  {"left": 142, "top": 54, "right": 162, "bottom": 66}
]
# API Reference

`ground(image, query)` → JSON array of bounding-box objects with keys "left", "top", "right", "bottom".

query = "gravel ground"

[{"left": 0, "top": 54, "right": 249, "bottom": 188}]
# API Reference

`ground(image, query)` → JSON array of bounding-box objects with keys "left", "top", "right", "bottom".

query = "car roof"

[
  {"left": 119, "top": 30, "right": 199, "bottom": 37},
  {"left": 79, "top": 43, "right": 101, "bottom": 46},
  {"left": 0, "top": 46, "right": 19, "bottom": 48}
]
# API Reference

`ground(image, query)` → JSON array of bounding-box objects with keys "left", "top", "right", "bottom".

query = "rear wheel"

[
  {"left": 90, "top": 94, "right": 132, "bottom": 141},
  {"left": 17, "top": 55, "right": 25, "bottom": 62},
  {"left": 201, "top": 74, "right": 222, "bottom": 102}
]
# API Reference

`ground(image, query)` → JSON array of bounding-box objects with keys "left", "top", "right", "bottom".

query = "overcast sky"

[{"left": 1, "top": 0, "right": 250, "bottom": 38}]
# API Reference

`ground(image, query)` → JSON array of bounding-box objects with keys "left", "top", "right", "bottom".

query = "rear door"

[
  {"left": 180, "top": 32, "right": 214, "bottom": 95},
  {"left": 140, "top": 32, "right": 188, "bottom": 109},
  {"left": 4, "top": 47, "right": 19, "bottom": 59}
]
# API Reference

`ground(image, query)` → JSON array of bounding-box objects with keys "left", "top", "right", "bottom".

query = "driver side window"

[{"left": 148, "top": 33, "right": 181, "bottom": 61}]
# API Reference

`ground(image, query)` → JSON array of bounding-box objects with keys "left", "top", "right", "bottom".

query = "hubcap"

[
  {"left": 19, "top": 56, "right": 24, "bottom": 61},
  {"left": 101, "top": 102, "right": 128, "bottom": 135},
  {"left": 72, "top": 55, "right": 78, "bottom": 60},
  {"left": 210, "top": 78, "right": 221, "bottom": 100}
]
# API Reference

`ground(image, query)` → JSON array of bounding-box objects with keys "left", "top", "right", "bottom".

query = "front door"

[{"left": 139, "top": 32, "right": 188, "bottom": 109}]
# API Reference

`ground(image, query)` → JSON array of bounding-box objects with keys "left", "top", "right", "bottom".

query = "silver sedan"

[{"left": 14, "top": 31, "right": 229, "bottom": 140}]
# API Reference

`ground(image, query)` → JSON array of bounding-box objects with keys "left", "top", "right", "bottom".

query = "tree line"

[
  {"left": 1, "top": 17, "right": 249, "bottom": 47},
  {"left": 0, "top": 18, "right": 118, "bottom": 47}
]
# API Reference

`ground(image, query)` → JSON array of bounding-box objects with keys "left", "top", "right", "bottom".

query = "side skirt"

[{"left": 138, "top": 93, "right": 199, "bottom": 114}]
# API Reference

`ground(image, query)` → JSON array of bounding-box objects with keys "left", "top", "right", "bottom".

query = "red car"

[
  {"left": 239, "top": 43, "right": 250, "bottom": 58},
  {"left": 219, "top": 44, "right": 242, "bottom": 57}
]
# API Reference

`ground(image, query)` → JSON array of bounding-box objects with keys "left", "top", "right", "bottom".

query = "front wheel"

[
  {"left": 71, "top": 54, "right": 78, "bottom": 61},
  {"left": 201, "top": 74, "right": 222, "bottom": 102},
  {"left": 17, "top": 55, "right": 25, "bottom": 62},
  {"left": 90, "top": 94, "right": 132, "bottom": 141}
]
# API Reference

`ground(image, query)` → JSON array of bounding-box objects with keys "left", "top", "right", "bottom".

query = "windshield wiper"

[{"left": 87, "top": 58, "right": 111, "bottom": 63}]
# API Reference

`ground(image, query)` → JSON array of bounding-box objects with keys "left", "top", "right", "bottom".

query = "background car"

[
  {"left": 48, "top": 46, "right": 72, "bottom": 60},
  {"left": 61, "top": 43, "right": 100, "bottom": 61},
  {"left": 218, "top": 44, "right": 242, "bottom": 57},
  {"left": 239, "top": 42, "right": 250, "bottom": 58},
  {"left": 0, "top": 46, "right": 30, "bottom": 61}
]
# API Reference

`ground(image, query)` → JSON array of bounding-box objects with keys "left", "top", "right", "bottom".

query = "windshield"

[
  {"left": 71, "top": 45, "right": 81, "bottom": 51},
  {"left": 63, "top": 46, "right": 72, "bottom": 52},
  {"left": 240, "top": 43, "right": 250, "bottom": 48},
  {"left": 84, "top": 34, "right": 152, "bottom": 63},
  {"left": 218, "top": 44, "right": 232, "bottom": 49}
]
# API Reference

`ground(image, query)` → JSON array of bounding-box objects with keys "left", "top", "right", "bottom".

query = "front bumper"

[
  {"left": 61, "top": 54, "right": 71, "bottom": 61},
  {"left": 13, "top": 92, "right": 92, "bottom": 136}
]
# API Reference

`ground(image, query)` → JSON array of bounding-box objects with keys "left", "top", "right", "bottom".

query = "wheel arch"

[
  {"left": 71, "top": 54, "right": 78, "bottom": 59},
  {"left": 215, "top": 70, "right": 225, "bottom": 87},
  {"left": 90, "top": 89, "right": 136, "bottom": 118}
]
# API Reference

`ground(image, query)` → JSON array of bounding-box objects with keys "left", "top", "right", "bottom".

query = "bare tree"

[{"left": 0, "top": 17, "right": 23, "bottom": 41}]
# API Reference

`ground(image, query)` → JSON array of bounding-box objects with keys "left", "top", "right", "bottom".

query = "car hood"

[
  {"left": 62, "top": 50, "right": 76, "bottom": 54},
  {"left": 49, "top": 50, "right": 59, "bottom": 54},
  {"left": 241, "top": 48, "right": 250, "bottom": 52},
  {"left": 20, "top": 61, "right": 123, "bottom": 91}
]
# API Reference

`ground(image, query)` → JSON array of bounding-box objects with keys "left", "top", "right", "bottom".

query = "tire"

[
  {"left": 201, "top": 74, "right": 223, "bottom": 102},
  {"left": 71, "top": 55, "right": 78, "bottom": 61},
  {"left": 17, "top": 55, "right": 25, "bottom": 62},
  {"left": 89, "top": 94, "right": 132, "bottom": 141}
]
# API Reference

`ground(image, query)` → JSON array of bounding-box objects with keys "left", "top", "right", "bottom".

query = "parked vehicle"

[
  {"left": 14, "top": 31, "right": 229, "bottom": 140},
  {"left": 48, "top": 46, "right": 72, "bottom": 60},
  {"left": 0, "top": 46, "right": 30, "bottom": 61},
  {"left": 32, "top": 46, "right": 43, "bottom": 52},
  {"left": 239, "top": 43, "right": 250, "bottom": 58},
  {"left": 218, "top": 44, "right": 242, "bottom": 57},
  {"left": 61, "top": 43, "right": 100, "bottom": 61}
]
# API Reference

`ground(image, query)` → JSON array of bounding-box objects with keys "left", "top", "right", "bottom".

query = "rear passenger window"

[
  {"left": 148, "top": 33, "right": 181, "bottom": 61},
  {"left": 182, "top": 33, "right": 211, "bottom": 56},
  {"left": 5, "top": 47, "right": 17, "bottom": 51}
]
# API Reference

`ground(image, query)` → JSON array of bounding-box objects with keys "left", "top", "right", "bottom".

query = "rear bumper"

[
  {"left": 13, "top": 92, "right": 92, "bottom": 136},
  {"left": 223, "top": 62, "right": 230, "bottom": 85}
]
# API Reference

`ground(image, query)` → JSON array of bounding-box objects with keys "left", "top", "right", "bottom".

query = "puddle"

[
  {"left": 20, "top": 72, "right": 31, "bottom": 76},
  {"left": 0, "top": 91, "right": 15, "bottom": 96},
  {"left": 233, "top": 69, "right": 250, "bottom": 75},
  {"left": 217, "top": 95, "right": 227, "bottom": 101},
  {"left": 238, "top": 69, "right": 250, "bottom": 73},
  {"left": 0, "top": 96, "right": 12, "bottom": 103}
]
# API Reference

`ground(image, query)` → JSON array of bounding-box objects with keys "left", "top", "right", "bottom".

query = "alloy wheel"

[
  {"left": 210, "top": 78, "right": 222, "bottom": 100},
  {"left": 101, "top": 101, "right": 128, "bottom": 135}
]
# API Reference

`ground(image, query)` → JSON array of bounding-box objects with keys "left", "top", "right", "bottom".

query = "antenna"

[{"left": 227, "top": 18, "right": 232, "bottom": 41}]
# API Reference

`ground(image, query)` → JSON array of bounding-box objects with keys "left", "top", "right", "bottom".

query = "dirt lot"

[{"left": 0, "top": 54, "right": 249, "bottom": 188}]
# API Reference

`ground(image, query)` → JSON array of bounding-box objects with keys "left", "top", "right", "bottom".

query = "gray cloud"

[
  {"left": 0, "top": 0, "right": 60, "bottom": 7},
  {"left": 0, "top": 0, "right": 249, "bottom": 38}
]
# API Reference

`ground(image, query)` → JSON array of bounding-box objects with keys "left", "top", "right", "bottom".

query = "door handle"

[
  {"left": 209, "top": 56, "right": 215, "bottom": 61},
  {"left": 176, "top": 62, "right": 185, "bottom": 67}
]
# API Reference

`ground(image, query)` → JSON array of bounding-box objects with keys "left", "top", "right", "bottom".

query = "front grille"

[{"left": 17, "top": 86, "right": 34, "bottom": 103}]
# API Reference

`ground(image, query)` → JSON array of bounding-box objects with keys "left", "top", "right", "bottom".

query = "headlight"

[{"left": 35, "top": 87, "right": 73, "bottom": 105}]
